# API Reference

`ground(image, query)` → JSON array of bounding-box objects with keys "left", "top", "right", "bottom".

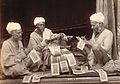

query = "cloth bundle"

[{"left": 103, "top": 60, "right": 120, "bottom": 73}]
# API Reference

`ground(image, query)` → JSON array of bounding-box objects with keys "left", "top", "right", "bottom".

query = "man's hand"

[
  {"left": 34, "top": 46, "right": 43, "bottom": 51},
  {"left": 92, "top": 43, "right": 101, "bottom": 50},
  {"left": 76, "top": 36, "right": 87, "bottom": 41},
  {"left": 45, "top": 39, "right": 50, "bottom": 44},
  {"left": 76, "top": 36, "right": 81, "bottom": 40},
  {"left": 41, "top": 40, "right": 47, "bottom": 46},
  {"left": 15, "top": 55, "right": 21, "bottom": 63},
  {"left": 59, "top": 33, "right": 65, "bottom": 38},
  {"left": 81, "top": 36, "right": 87, "bottom": 40},
  {"left": 34, "top": 41, "right": 46, "bottom": 51},
  {"left": 76, "top": 36, "right": 92, "bottom": 46}
]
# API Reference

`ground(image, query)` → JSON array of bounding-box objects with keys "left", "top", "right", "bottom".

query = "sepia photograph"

[{"left": 0, "top": 0, "right": 120, "bottom": 84}]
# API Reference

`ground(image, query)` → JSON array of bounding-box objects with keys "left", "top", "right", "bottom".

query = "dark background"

[{"left": 1, "top": 0, "right": 96, "bottom": 46}]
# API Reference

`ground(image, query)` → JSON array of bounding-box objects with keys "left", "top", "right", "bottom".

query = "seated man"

[
  {"left": 27, "top": 17, "right": 68, "bottom": 71},
  {"left": 1, "top": 22, "right": 31, "bottom": 77},
  {"left": 76, "top": 12, "right": 113, "bottom": 69}
]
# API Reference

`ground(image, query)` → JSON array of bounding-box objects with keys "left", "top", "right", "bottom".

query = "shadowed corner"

[{"left": 0, "top": 39, "right": 6, "bottom": 80}]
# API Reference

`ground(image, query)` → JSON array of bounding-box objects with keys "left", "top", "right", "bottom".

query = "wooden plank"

[
  {"left": 117, "top": 0, "right": 120, "bottom": 59},
  {"left": 0, "top": 0, "right": 2, "bottom": 48},
  {"left": 0, "top": 76, "right": 120, "bottom": 84}
]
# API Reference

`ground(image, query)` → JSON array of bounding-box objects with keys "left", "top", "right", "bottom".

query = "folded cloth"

[{"left": 103, "top": 60, "right": 120, "bottom": 73}]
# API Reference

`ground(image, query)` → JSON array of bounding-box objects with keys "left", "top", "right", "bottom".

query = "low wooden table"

[
  {"left": 0, "top": 76, "right": 120, "bottom": 84},
  {"left": 0, "top": 73, "right": 120, "bottom": 84}
]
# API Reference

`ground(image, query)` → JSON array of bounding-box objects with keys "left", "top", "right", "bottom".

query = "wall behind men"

[{"left": 1, "top": 0, "right": 96, "bottom": 47}]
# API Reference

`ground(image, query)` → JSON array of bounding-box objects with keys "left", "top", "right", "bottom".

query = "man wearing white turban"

[
  {"left": 77, "top": 12, "right": 113, "bottom": 69},
  {"left": 1, "top": 22, "right": 31, "bottom": 77},
  {"left": 27, "top": 17, "right": 67, "bottom": 71}
]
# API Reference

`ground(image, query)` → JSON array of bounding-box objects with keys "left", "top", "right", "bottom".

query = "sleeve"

[
  {"left": 101, "top": 31, "right": 113, "bottom": 52},
  {"left": 28, "top": 36, "right": 44, "bottom": 51},
  {"left": 1, "top": 41, "right": 16, "bottom": 67},
  {"left": 16, "top": 50, "right": 27, "bottom": 60},
  {"left": 17, "top": 41, "right": 27, "bottom": 59}
]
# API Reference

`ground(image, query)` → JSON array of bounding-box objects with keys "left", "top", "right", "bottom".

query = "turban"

[
  {"left": 34, "top": 17, "right": 45, "bottom": 25},
  {"left": 90, "top": 12, "right": 104, "bottom": 23},
  {"left": 6, "top": 22, "right": 21, "bottom": 34}
]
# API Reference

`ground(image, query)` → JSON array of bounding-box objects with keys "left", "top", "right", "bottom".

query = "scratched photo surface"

[{"left": 0, "top": 0, "right": 120, "bottom": 84}]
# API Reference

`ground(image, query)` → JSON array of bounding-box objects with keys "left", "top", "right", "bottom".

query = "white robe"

[{"left": 1, "top": 38, "right": 29, "bottom": 76}]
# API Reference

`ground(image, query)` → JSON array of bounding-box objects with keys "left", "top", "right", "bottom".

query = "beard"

[
  {"left": 93, "top": 27, "right": 100, "bottom": 35},
  {"left": 15, "top": 36, "right": 22, "bottom": 41},
  {"left": 38, "top": 27, "right": 44, "bottom": 32}
]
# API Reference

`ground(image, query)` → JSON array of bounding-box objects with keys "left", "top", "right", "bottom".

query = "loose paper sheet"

[
  {"left": 32, "top": 74, "right": 41, "bottom": 83},
  {"left": 48, "top": 45, "right": 61, "bottom": 56},
  {"left": 29, "top": 49, "right": 41, "bottom": 63},
  {"left": 72, "top": 69, "right": 95, "bottom": 75},
  {"left": 43, "top": 28, "right": 52, "bottom": 41},
  {"left": 77, "top": 37, "right": 85, "bottom": 50},
  {"left": 22, "top": 75, "right": 33, "bottom": 83},
  {"left": 59, "top": 55, "right": 69, "bottom": 73},
  {"left": 51, "top": 56, "right": 60, "bottom": 76},
  {"left": 64, "top": 53, "right": 76, "bottom": 67},
  {"left": 95, "top": 69, "right": 108, "bottom": 82}
]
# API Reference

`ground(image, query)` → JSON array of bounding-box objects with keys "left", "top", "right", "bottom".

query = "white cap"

[
  {"left": 90, "top": 12, "right": 104, "bottom": 23},
  {"left": 6, "top": 22, "right": 21, "bottom": 34},
  {"left": 34, "top": 17, "right": 45, "bottom": 25}
]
